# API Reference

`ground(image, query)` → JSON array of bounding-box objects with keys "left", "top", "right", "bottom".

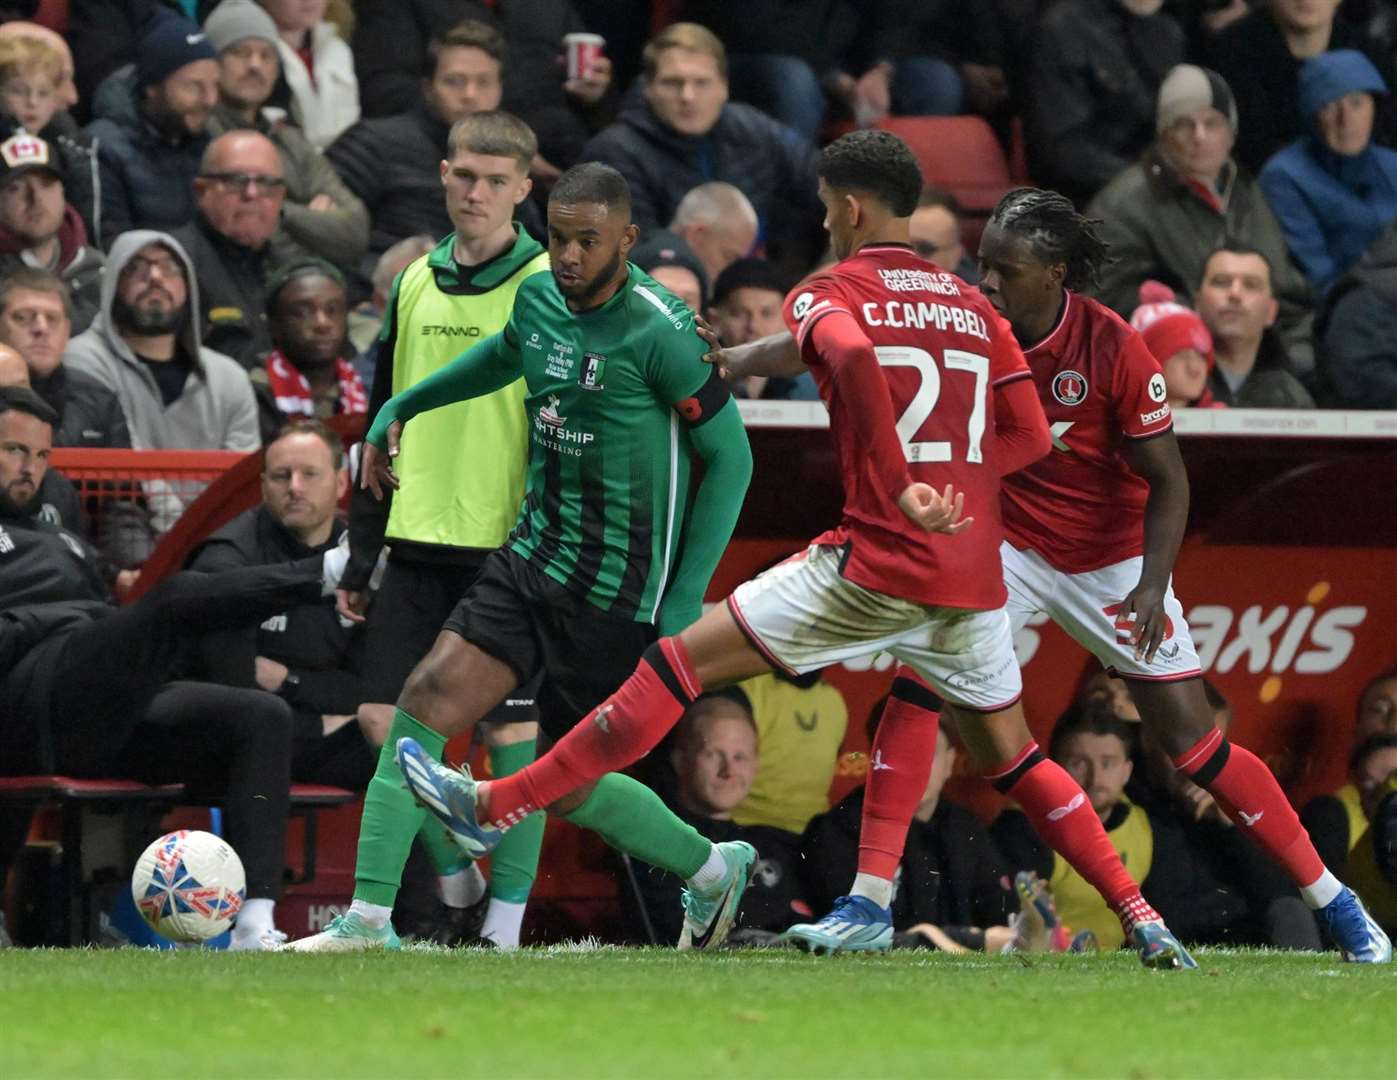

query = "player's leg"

[
  {"left": 1129, "top": 676, "right": 1390, "bottom": 963},
  {"left": 354, "top": 559, "right": 492, "bottom": 942},
  {"left": 477, "top": 717, "right": 543, "bottom": 949},
  {"left": 288, "top": 555, "right": 529, "bottom": 951},
  {"left": 1060, "top": 556, "right": 1388, "bottom": 963},
  {"left": 908, "top": 599, "right": 1196, "bottom": 968},
  {"left": 784, "top": 664, "right": 940, "bottom": 955}
]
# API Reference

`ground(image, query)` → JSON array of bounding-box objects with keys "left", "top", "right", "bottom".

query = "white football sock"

[
  {"left": 231, "top": 898, "right": 275, "bottom": 943},
  {"left": 851, "top": 873, "right": 894, "bottom": 909},
  {"left": 347, "top": 899, "right": 392, "bottom": 928},
  {"left": 438, "top": 863, "right": 487, "bottom": 909},
  {"left": 1300, "top": 868, "right": 1343, "bottom": 909},
  {"left": 480, "top": 899, "right": 527, "bottom": 950},
  {"left": 686, "top": 845, "right": 728, "bottom": 894}
]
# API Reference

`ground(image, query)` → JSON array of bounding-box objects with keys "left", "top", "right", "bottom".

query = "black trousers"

[{"left": 1, "top": 561, "right": 324, "bottom": 897}]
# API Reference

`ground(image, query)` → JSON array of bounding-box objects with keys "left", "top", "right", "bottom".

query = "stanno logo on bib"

[{"left": 1052, "top": 369, "right": 1088, "bottom": 406}]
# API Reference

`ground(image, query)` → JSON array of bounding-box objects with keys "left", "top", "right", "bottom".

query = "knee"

[
  {"left": 356, "top": 704, "right": 394, "bottom": 748},
  {"left": 399, "top": 656, "right": 461, "bottom": 731},
  {"left": 246, "top": 692, "right": 295, "bottom": 745}
]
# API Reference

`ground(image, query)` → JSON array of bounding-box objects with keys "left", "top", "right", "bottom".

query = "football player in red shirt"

[
  {"left": 391, "top": 132, "right": 1190, "bottom": 963},
  {"left": 962, "top": 188, "right": 1385, "bottom": 964}
]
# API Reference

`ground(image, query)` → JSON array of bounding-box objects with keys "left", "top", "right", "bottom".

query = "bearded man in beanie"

[
  {"left": 1088, "top": 64, "right": 1315, "bottom": 377},
  {"left": 85, "top": 10, "right": 220, "bottom": 237}
]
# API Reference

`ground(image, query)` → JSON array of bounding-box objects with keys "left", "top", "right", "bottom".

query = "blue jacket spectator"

[
  {"left": 1319, "top": 219, "right": 1397, "bottom": 407},
  {"left": 1261, "top": 50, "right": 1397, "bottom": 296},
  {"left": 84, "top": 13, "right": 219, "bottom": 239}
]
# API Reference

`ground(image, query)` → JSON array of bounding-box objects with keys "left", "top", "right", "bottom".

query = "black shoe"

[{"left": 427, "top": 895, "right": 489, "bottom": 948}]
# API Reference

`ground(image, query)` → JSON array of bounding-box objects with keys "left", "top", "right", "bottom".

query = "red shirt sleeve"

[
  {"left": 1113, "top": 329, "right": 1174, "bottom": 439},
  {"left": 992, "top": 375, "right": 1051, "bottom": 477},
  {"left": 804, "top": 308, "right": 912, "bottom": 500},
  {"left": 783, "top": 274, "right": 853, "bottom": 349}
]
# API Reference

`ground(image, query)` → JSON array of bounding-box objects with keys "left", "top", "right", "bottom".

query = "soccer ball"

[{"left": 131, "top": 830, "right": 246, "bottom": 942}]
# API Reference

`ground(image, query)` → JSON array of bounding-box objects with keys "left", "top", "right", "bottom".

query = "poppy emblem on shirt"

[
  {"left": 677, "top": 396, "right": 703, "bottom": 422},
  {"left": 1052, "top": 369, "right": 1088, "bottom": 406}
]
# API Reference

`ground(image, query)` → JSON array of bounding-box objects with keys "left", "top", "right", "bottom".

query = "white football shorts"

[
  {"left": 1000, "top": 542, "right": 1202, "bottom": 681},
  {"left": 727, "top": 544, "right": 1022, "bottom": 711}
]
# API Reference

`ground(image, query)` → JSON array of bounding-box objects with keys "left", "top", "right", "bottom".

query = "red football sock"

[
  {"left": 484, "top": 638, "right": 701, "bottom": 828},
  {"left": 859, "top": 669, "right": 941, "bottom": 881},
  {"left": 1172, "top": 728, "right": 1324, "bottom": 888},
  {"left": 988, "top": 743, "right": 1160, "bottom": 933}
]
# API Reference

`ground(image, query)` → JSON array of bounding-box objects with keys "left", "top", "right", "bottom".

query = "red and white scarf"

[{"left": 265, "top": 350, "right": 368, "bottom": 417}]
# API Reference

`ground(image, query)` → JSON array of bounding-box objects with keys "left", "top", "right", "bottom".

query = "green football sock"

[
  {"left": 418, "top": 817, "right": 469, "bottom": 877},
  {"left": 353, "top": 708, "right": 447, "bottom": 907},
  {"left": 487, "top": 737, "right": 544, "bottom": 904},
  {"left": 563, "top": 773, "right": 712, "bottom": 879}
]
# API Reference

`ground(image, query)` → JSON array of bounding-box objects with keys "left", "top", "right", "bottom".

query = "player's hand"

[
  {"left": 898, "top": 483, "right": 973, "bottom": 535},
  {"left": 361, "top": 421, "right": 403, "bottom": 499},
  {"left": 1121, "top": 580, "right": 1167, "bottom": 662},
  {"left": 336, "top": 587, "right": 368, "bottom": 624},
  {"left": 694, "top": 314, "right": 734, "bottom": 379},
  {"left": 308, "top": 193, "right": 336, "bottom": 212}
]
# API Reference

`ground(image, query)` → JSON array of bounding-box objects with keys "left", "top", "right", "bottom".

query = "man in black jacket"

[
  {"left": 1024, "top": 0, "right": 1185, "bottom": 204},
  {"left": 351, "top": 0, "right": 613, "bottom": 172},
  {"left": 171, "top": 129, "right": 286, "bottom": 369},
  {"left": 328, "top": 20, "right": 542, "bottom": 264},
  {"left": 0, "top": 386, "right": 351, "bottom": 948},
  {"left": 187, "top": 418, "right": 371, "bottom": 790},
  {"left": 0, "top": 269, "right": 127, "bottom": 448},
  {"left": 580, "top": 22, "right": 825, "bottom": 277}
]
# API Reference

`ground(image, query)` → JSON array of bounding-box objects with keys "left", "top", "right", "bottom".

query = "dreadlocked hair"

[{"left": 989, "top": 187, "right": 1112, "bottom": 292}]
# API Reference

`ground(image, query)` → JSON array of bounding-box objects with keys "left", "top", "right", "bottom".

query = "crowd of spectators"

[{"left": 3, "top": 0, "right": 1397, "bottom": 950}]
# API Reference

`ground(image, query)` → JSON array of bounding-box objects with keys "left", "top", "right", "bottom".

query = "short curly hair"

[{"left": 817, "top": 130, "right": 924, "bottom": 217}]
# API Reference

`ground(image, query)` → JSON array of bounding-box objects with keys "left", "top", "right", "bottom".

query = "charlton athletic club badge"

[
  {"left": 579, "top": 352, "right": 606, "bottom": 391},
  {"left": 1052, "top": 369, "right": 1088, "bottom": 406}
]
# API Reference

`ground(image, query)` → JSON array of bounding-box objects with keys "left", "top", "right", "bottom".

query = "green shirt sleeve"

[{"left": 365, "top": 330, "right": 522, "bottom": 448}]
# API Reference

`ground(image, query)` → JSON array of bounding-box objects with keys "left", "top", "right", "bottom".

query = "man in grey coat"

[
  {"left": 63, "top": 229, "right": 259, "bottom": 451},
  {"left": 1087, "top": 64, "right": 1315, "bottom": 375},
  {"left": 202, "top": 0, "right": 369, "bottom": 272}
]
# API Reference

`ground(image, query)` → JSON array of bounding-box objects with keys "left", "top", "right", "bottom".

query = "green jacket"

[{"left": 1087, "top": 149, "right": 1314, "bottom": 375}]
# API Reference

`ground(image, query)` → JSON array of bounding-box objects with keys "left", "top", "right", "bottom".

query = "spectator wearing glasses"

[
  {"left": 171, "top": 130, "right": 288, "bottom": 369},
  {"left": 203, "top": 0, "right": 369, "bottom": 273},
  {"left": 908, "top": 186, "right": 977, "bottom": 283},
  {"left": 64, "top": 230, "right": 259, "bottom": 451},
  {"left": 85, "top": 11, "right": 221, "bottom": 237}
]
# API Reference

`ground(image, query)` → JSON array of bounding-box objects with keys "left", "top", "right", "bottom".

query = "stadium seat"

[
  {"left": 0, "top": 777, "right": 185, "bottom": 945},
  {"left": 875, "top": 115, "right": 1015, "bottom": 251}
]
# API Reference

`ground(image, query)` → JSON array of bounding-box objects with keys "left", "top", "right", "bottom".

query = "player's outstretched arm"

[
  {"left": 364, "top": 332, "right": 520, "bottom": 449},
  {"left": 696, "top": 320, "right": 805, "bottom": 381},
  {"left": 657, "top": 395, "right": 753, "bottom": 635},
  {"left": 1123, "top": 429, "right": 1190, "bottom": 662}
]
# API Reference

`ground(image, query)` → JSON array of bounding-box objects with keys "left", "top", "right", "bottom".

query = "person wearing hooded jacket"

[
  {"left": 1261, "top": 50, "right": 1397, "bottom": 297},
  {"left": 63, "top": 229, "right": 259, "bottom": 451}
]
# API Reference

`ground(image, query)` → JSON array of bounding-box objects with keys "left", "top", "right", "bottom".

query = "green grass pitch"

[{"left": 1, "top": 946, "right": 1392, "bottom": 1079}]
